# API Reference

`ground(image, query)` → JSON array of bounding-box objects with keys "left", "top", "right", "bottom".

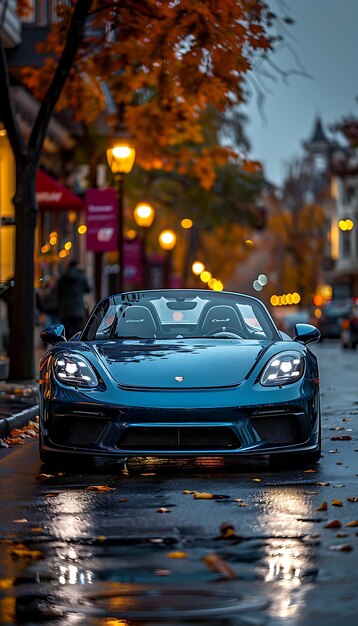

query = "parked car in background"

[
  {"left": 340, "top": 300, "right": 358, "bottom": 349},
  {"left": 315, "top": 300, "right": 354, "bottom": 340}
]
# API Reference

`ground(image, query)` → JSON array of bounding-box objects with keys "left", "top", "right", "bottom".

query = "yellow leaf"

[
  {"left": 304, "top": 469, "right": 317, "bottom": 473},
  {"left": 316, "top": 502, "right": 328, "bottom": 511},
  {"left": 13, "top": 519, "right": 28, "bottom": 523},
  {"left": 345, "top": 520, "right": 358, "bottom": 527},
  {"left": 332, "top": 499, "right": 343, "bottom": 507},
  {"left": 182, "top": 490, "right": 194, "bottom": 494},
  {"left": 85, "top": 485, "right": 116, "bottom": 491},
  {"left": 97, "top": 535, "right": 106, "bottom": 542},
  {"left": 0, "top": 579, "right": 13, "bottom": 589},
  {"left": 193, "top": 492, "right": 214, "bottom": 499},
  {"left": 36, "top": 473, "right": 55, "bottom": 479},
  {"left": 252, "top": 478, "right": 261, "bottom": 482},
  {"left": 202, "top": 552, "right": 237, "bottom": 579},
  {"left": 167, "top": 551, "right": 188, "bottom": 558},
  {"left": 9, "top": 543, "right": 42, "bottom": 559}
]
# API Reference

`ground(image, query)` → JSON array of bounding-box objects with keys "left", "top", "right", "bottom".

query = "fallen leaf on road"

[
  {"left": 304, "top": 469, "right": 317, "bottom": 473},
  {"left": 182, "top": 490, "right": 194, "bottom": 494},
  {"left": 85, "top": 485, "right": 116, "bottom": 491},
  {"left": 119, "top": 498, "right": 128, "bottom": 502},
  {"left": 0, "top": 579, "right": 13, "bottom": 589},
  {"left": 167, "top": 551, "right": 188, "bottom": 558},
  {"left": 155, "top": 569, "right": 171, "bottom": 576},
  {"left": 345, "top": 520, "right": 358, "bottom": 527},
  {"left": 140, "top": 472, "right": 156, "bottom": 476},
  {"left": 30, "top": 528, "right": 42, "bottom": 533},
  {"left": 336, "top": 532, "right": 348, "bottom": 537},
  {"left": 13, "top": 519, "right": 28, "bottom": 523},
  {"left": 316, "top": 502, "right": 328, "bottom": 511},
  {"left": 332, "top": 499, "right": 343, "bottom": 507},
  {"left": 252, "top": 478, "right": 261, "bottom": 482},
  {"left": 238, "top": 502, "right": 248, "bottom": 507},
  {"left": 45, "top": 493, "right": 58, "bottom": 497},
  {"left": 97, "top": 536, "right": 106, "bottom": 542},
  {"left": 9, "top": 543, "right": 42, "bottom": 559},
  {"left": 193, "top": 492, "right": 214, "bottom": 499},
  {"left": 156, "top": 507, "right": 171, "bottom": 513},
  {"left": 317, "top": 482, "right": 330, "bottom": 486},
  {"left": 220, "top": 523, "right": 236, "bottom": 538},
  {"left": 202, "top": 552, "right": 237, "bottom": 579},
  {"left": 324, "top": 520, "right": 342, "bottom": 529},
  {"left": 347, "top": 497, "right": 358, "bottom": 502},
  {"left": 3, "top": 437, "right": 24, "bottom": 445},
  {"left": 329, "top": 544, "right": 353, "bottom": 552},
  {"left": 304, "top": 491, "right": 318, "bottom": 495},
  {"left": 36, "top": 473, "right": 54, "bottom": 479},
  {"left": 330, "top": 436, "right": 352, "bottom": 441}
]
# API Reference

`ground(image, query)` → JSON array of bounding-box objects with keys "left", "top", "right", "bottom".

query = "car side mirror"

[
  {"left": 293, "top": 323, "right": 320, "bottom": 345},
  {"left": 41, "top": 324, "right": 66, "bottom": 345}
]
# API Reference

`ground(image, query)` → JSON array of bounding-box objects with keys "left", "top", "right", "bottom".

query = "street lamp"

[
  {"left": 106, "top": 129, "right": 136, "bottom": 292},
  {"left": 158, "top": 229, "right": 177, "bottom": 288},
  {"left": 133, "top": 202, "right": 155, "bottom": 288}
]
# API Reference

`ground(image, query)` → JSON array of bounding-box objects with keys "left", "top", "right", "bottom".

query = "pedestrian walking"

[{"left": 58, "top": 260, "right": 91, "bottom": 338}]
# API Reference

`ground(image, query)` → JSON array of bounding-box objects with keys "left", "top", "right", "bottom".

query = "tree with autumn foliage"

[
  {"left": 265, "top": 160, "right": 326, "bottom": 306},
  {"left": 1, "top": 0, "right": 281, "bottom": 379}
]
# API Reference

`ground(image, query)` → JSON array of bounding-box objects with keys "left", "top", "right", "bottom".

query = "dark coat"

[{"left": 58, "top": 267, "right": 90, "bottom": 319}]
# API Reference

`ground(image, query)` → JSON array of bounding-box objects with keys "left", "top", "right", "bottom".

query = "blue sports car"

[{"left": 39, "top": 289, "right": 321, "bottom": 467}]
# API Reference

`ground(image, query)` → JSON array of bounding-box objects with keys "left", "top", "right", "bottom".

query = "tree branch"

[
  {"left": 0, "top": 40, "right": 27, "bottom": 159},
  {"left": 28, "top": 0, "right": 93, "bottom": 163}
]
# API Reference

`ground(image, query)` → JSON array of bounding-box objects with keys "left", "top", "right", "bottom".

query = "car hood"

[{"left": 93, "top": 339, "right": 273, "bottom": 389}]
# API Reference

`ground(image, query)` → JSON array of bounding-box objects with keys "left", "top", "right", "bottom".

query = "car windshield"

[{"left": 82, "top": 290, "right": 280, "bottom": 341}]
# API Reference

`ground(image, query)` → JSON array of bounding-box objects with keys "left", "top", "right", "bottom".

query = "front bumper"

[{"left": 40, "top": 391, "right": 320, "bottom": 459}]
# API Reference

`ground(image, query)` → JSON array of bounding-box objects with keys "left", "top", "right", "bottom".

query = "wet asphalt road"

[{"left": 0, "top": 341, "right": 357, "bottom": 626}]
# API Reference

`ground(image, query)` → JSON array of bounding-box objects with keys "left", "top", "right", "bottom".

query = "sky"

[{"left": 245, "top": 0, "right": 358, "bottom": 186}]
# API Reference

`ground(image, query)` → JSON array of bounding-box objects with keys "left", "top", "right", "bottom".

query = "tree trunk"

[{"left": 8, "top": 158, "right": 38, "bottom": 381}]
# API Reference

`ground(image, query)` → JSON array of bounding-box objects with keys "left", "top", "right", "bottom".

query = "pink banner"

[
  {"left": 124, "top": 238, "right": 143, "bottom": 283},
  {"left": 85, "top": 189, "right": 117, "bottom": 252}
]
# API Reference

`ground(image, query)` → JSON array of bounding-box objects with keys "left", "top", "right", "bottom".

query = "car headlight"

[
  {"left": 260, "top": 351, "right": 305, "bottom": 386},
  {"left": 53, "top": 353, "right": 98, "bottom": 388}
]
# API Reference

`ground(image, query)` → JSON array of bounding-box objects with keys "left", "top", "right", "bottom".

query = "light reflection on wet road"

[{"left": 0, "top": 342, "right": 357, "bottom": 625}]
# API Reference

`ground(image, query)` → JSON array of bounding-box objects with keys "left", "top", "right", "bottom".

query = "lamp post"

[
  {"left": 158, "top": 229, "right": 177, "bottom": 288},
  {"left": 106, "top": 131, "right": 136, "bottom": 293},
  {"left": 133, "top": 202, "right": 155, "bottom": 289}
]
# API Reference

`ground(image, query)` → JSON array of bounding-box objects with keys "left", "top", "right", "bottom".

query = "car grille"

[
  {"left": 117, "top": 427, "right": 239, "bottom": 450},
  {"left": 50, "top": 414, "right": 107, "bottom": 447}
]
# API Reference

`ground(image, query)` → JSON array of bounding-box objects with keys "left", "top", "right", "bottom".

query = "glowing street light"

[
  {"left": 158, "top": 229, "right": 177, "bottom": 288},
  {"left": 192, "top": 261, "right": 205, "bottom": 275},
  {"left": 106, "top": 124, "right": 136, "bottom": 292},
  {"left": 133, "top": 203, "right": 155, "bottom": 288},
  {"left": 158, "top": 229, "right": 177, "bottom": 250},
  {"left": 133, "top": 202, "right": 155, "bottom": 228}
]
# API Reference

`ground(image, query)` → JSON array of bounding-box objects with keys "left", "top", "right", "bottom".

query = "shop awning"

[{"left": 36, "top": 170, "right": 84, "bottom": 212}]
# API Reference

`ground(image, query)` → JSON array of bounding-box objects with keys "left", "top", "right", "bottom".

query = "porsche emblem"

[{"left": 175, "top": 376, "right": 184, "bottom": 382}]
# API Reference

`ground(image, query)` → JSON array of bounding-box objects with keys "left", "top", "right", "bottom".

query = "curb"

[{"left": 0, "top": 405, "right": 39, "bottom": 439}]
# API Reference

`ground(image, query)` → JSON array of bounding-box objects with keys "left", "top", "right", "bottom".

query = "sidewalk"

[{"left": 0, "top": 382, "right": 39, "bottom": 444}]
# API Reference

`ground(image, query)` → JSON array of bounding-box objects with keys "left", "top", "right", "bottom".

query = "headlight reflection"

[{"left": 258, "top": 489, "right": 318, "bottom": 620}]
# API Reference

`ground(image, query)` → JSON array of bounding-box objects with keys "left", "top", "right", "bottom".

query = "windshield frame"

[{"left": 80, "top": 289, "right": 281, "bottom": 342}]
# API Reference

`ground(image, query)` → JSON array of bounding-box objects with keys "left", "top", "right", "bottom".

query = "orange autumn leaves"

[{"left": 19, "top": 0, "right": 272, "bottom": 188}]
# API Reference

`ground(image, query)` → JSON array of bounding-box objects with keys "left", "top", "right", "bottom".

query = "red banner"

[{"left": 85, "top": 189, "right": 117, "bottom": 252}]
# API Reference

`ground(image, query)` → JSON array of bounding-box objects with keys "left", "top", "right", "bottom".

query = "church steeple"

[{"left": 303, "top": 117, "right": 332, "bottom": 175}]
